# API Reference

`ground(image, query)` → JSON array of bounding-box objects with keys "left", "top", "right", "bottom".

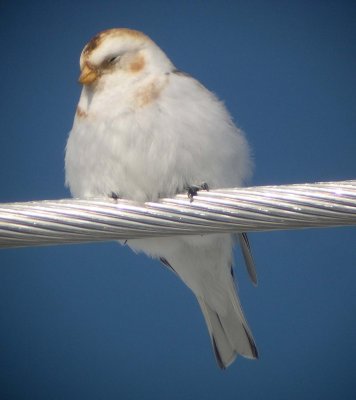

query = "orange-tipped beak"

[{"left": 79, "top": 64, "right": 98, "bottom": 85}]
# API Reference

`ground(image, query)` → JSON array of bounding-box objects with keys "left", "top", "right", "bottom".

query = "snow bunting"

[{"left": 65, "top": 28, "right": 258, "bottom": 368}]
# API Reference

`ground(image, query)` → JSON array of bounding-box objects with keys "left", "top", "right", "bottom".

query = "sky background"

[{"left": 0, "top": 1, "right": 355, "bottom": 399}]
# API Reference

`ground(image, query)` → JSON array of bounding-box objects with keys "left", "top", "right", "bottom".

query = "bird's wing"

[{"left": 237, "top": 232, "right": 258, "bottom": 285}]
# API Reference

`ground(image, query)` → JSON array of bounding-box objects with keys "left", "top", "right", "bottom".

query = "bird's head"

[{"left": 78, "top": 28, "right": 173, "bottom": 86}]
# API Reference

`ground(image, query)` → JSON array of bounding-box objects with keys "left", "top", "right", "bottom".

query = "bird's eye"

[{"left": 106, "top": 55, "right": 120, "bottom": 65}]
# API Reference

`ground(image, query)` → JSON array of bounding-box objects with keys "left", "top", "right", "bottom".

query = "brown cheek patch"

[
  {"left": 76, "top": 106, "right": 88, "bottom": 118},
  {"left": 129, "top": 54, "right": 145, "bottom": 73}
]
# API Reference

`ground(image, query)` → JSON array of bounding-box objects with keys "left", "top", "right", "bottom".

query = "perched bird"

[{"left": 65, "top": 28, "right": 258, "bottom": 368}]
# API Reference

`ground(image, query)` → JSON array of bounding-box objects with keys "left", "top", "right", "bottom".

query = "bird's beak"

[{"left": 79, "top": 64, "right": 98, "bottom": 85}]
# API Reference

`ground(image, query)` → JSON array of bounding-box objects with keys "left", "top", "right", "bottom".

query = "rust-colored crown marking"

[{"left": 83, "top": 28, "right": 150, "bottom": 56}]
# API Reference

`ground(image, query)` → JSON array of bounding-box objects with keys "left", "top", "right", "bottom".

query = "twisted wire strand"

[{"left": 0, "top": 180, "right": 355, "bottom": 249}]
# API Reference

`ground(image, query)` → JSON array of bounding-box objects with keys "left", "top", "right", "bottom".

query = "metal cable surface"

[{"left": 0, "top": 180, "right": 355, "bottom": 249}]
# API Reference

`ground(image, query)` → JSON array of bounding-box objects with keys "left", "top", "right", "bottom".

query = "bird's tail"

[
  {"left": 129, "top": 234, "right": 258, "bottom": 368},
  {"left": 197, "top": 277, "right": 258, "bottom": 369}
]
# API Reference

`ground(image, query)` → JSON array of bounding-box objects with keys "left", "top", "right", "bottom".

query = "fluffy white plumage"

[{"left": 65, "top": 28, "right": 258, "bottom": 368}]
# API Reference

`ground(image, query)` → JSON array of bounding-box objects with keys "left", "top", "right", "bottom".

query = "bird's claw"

[
  {"left": 186, "top": 182, "right": 209, "bottom": 200},
  {"left": 110, "top": 192, "right": 120, "bottom": 200},
  {"left": 200, "top": 182, "right": 209, "bottom": 191}
]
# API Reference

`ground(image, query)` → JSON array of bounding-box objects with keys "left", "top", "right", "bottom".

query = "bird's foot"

[
  {"left": 110, "top": 192, "right": 120, "bottom": 201},
  {"left": 185, "top": 182, "right": 209, "bottom": 201}
]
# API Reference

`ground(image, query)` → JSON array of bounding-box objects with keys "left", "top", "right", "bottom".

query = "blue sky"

[{"left": 0, "top": 1, "right": 355, "bottom": 399}]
